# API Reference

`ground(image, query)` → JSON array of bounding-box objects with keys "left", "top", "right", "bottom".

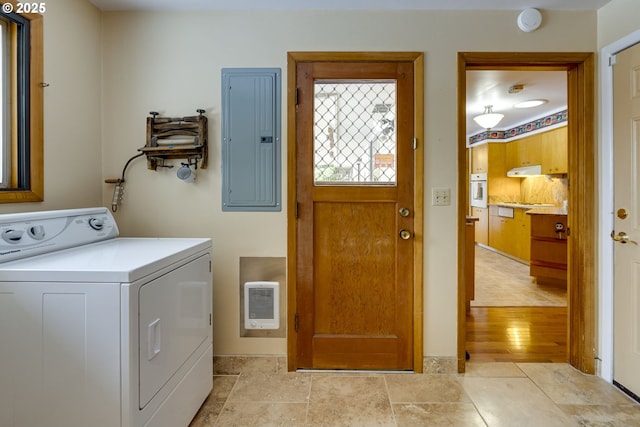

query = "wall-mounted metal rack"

[{"left": 140, "top": 109, "right": 208, "bottom": 170}]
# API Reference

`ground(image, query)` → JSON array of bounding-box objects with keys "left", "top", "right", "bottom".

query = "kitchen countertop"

[
  {"left": 491, "top": 202, "right": 555, "bottom": 209},
  {"left": 526, "top": 206, "right": 567, "bottom": 216},
  {"left": 488, "top": 202, "right": 567, "bottom": 215}
]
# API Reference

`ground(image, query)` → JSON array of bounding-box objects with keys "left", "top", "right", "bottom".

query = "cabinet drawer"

[
  {"left": 530, "top": 264, "right": 567, "bottom": 281},
  {"left": 530, "top": 240, "right": 567, "bottom": 265},
  {"left": 531, "top": 214, "right": 567, "bottom": 239}
]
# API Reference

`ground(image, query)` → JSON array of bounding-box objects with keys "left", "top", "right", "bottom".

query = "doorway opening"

[
  {"left": 466, "top": 69, "right": 569, "bottom": 364},
  {"left": 457, "top": 52, "right": 596, "bottom": 374}
]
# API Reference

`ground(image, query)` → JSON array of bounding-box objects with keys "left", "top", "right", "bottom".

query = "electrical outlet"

[{"left": 432, "top": 187, "right": 451, "bottom": 206}]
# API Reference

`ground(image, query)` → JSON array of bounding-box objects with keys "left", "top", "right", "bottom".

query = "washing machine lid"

[{"left": 0, "top": 237, "right": 212, "bottom": 283}]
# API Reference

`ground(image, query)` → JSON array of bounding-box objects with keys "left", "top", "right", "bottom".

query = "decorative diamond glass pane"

[{"left": 314, "top": 81, "right": 397, "bottom": 185}]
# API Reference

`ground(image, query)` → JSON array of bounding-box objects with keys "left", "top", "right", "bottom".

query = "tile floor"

[{"left": 189, "top": 357, "right": 640, "bottom": 427}]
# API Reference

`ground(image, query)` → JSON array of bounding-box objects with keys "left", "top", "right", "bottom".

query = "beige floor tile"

[
  {"left": 461, "top": 377, "right": 580, "bottom": 427},
  {"left": 214, "top": 402, "right": 308, "bottom": 427},
  {"left": 190, "top": 376, "right": 238, "bottom": 427},
  {"left": 559, "top": 403, "right": 640, "bottom": 427},
  {"left": 306, "top": 375, "right": 395, "bottom": 427},
  {"left": 385, "top": 374, "right": 470, "bottom": 403},
  {"left": 214, "top": 356, "right": 279, "bottom": 375},
  {"left": 393, "top": 403, "right": 486, "bottom": 427},
  {"left": 188, "top": 360, "right": 640, "bottom": 427},
  {"left": 229, "top": 372, "right": 311, "bottom": 403},
  {"left": 517, "top": 363, "right": 632, "bottom": 405},
  {"left": 463, "top": 362, "right": 526, "bottom": 377}
]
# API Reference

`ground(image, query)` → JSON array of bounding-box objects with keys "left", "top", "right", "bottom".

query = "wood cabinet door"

[
  {"left": 488, "top": 207, "right": 508, "bottom": 252},
  {"left": 471, "top": 144, "right": 488, "bottom": 173},
  {"left": 488, "top": 207, "right": 530, "bottom": 261},
  {"left": 472, "top": 207, "right": 489, "bottom": 246},
  {"left": 515, "top": 209, "right": 531, "bottom": 261},
  {"left": 541, "top": 127, "right": 568, "bottom": 174},
  {"left": 507, "top": 134, "right": 542, "bottom": 168}
]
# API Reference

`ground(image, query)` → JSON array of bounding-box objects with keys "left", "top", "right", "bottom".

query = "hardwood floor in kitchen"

[
  {"left": 466, "top": 306, "right": 567, "bottom": 363},
  {"left": 466, "top": 246, "right": 568, "bottom": 363}
]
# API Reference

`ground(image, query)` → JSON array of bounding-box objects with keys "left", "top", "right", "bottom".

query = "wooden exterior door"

[{"left": 293, "top": 59, "right": 416, "bottom": 370}]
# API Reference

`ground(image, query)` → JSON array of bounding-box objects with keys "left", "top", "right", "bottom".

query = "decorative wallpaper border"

[{"left": 469, "top": 109, "right": 567, "bottom": 145}]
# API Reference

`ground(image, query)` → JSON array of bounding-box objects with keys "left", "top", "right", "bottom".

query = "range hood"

[{"left": 507, "top": 164, "right": 542, "bottom": 177}]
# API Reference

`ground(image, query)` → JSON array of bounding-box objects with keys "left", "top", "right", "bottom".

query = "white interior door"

[{"left": 613, "top": 41, "right": 640, "bottom": 399}]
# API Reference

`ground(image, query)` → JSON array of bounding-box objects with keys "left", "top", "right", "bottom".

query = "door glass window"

[{"left": 314, "top": 81, "right": 397, "bottom": 185}]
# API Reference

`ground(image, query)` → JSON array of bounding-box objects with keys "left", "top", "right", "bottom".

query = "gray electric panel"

[{"left": 222, "top": 68, "right": 281, "bottom": 211}]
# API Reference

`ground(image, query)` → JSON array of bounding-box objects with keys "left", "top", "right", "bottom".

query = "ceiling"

[
  {"left": 466, "top": 70, "right": 567, "bottom": 136},
  {"left": 89, "top": 0, "right": 612, "bottom": 11}
]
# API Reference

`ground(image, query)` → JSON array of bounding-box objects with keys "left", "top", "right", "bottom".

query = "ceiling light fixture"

[
  {"left": 508, "top": 84, "right": 524, "bottom": 94},
  {"left": 473, "top": 105, "right": 504, "bottom": 129},
  {"left": 514, "top": 99, "right": 548, "bottom": 109}
]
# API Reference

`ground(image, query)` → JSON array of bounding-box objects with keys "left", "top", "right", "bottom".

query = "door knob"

[
  {"left": 399, "top": 229, "right": 412, "bottom": 240},
  {"left": 611, "top": 230, "right": 638, "bottom": 245}
]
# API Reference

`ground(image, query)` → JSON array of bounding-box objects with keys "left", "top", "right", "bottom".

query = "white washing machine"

[{"left": 0, "top": 207, "right": 213, "bottom": 427}]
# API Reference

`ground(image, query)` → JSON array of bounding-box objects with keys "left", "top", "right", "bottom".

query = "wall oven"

[{"left": 470, "top": 173, "right": 487, "bottom": 208}]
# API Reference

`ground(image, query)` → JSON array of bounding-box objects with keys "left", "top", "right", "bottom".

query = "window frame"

[{"left": 0, "top": 2, "right": 43, "bottom": 203}]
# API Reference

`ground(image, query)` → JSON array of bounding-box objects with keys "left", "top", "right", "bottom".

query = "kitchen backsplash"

[
  {"left": 488, "top": 176, "right": 568, "bottom": 206},
  {"left": 521, "top": 176, "right": 568, "bottom": 205}
]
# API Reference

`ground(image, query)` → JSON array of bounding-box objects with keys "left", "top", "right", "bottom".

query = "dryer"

[{"left": 0, "top": 207, "right": 212, "bottom": 427}]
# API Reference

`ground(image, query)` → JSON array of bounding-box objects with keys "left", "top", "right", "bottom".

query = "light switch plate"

[{"left": 432, "top": 187, "right": 451, "bottom": 206}]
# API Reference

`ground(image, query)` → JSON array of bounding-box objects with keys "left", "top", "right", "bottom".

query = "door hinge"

[
  {"left": 413, "top": 138, "right": 417, "bottom": 150},
  {"left": 609, "top": 54, "right": 617, "bottom": 67},
  {"left": 294, "top": 313, "right": 299, "bottom": 332},
  {"left": 209, "top": 313, "right": 212, "bottom": 326},
  {"left": 295, "top": 201, "right": 299, "bottom": 219},
  {"left": 209, "top": 260, "right": 212, "bottom": 273},
  {"left": 295, "top": 88, "right": 300, "bottom": 113}
]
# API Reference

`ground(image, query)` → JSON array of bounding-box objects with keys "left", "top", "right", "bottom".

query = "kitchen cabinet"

[
  {"left": 471, "top": 143, "right": 488, "bottom": 173},
  {"left": 472, "top": 206, "right": 488, "bottom": 245},
  {"left": 529, "top": 213, "right": 567, "bottom": 286},
  {"left": 471, "top": 142, "right": 512, "bottom": 179},
  {"left": 541, "top": 127, "right": 568, "bottom": 174},
  {"left": 506, "top": 133, "right": 542, "bottom": 169},
  {"left": 487, "top": 143, "right": 507, "bottom": 178},
  {"left": 470, "top": 143, "right": 519, "bottom": 203},
  {"left": 488, "top": 205, "right": 530, "bottom": 261}
]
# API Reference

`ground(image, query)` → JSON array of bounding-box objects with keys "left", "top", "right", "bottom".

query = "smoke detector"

[{"left": 517, "top": 8, "right": 542, "bottom": 33}]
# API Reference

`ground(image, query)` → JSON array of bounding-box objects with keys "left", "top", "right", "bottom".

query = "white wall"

[
  {"left": 0, "top": 0, "right": 103, "bottom": 214},
  {"left": 100, "top": 9, "right": 597, "bottom": 359},
  {"left": 597, "top": 0, "right": 640, "bottom": 49}
]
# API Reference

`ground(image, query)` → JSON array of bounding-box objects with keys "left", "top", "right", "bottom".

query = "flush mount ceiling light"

[
  {"left": 473, "top": 105, "right": 504, "bottom": 129},
  {"left": 514, "top": 99, "right": 548, "bottom": 109}
]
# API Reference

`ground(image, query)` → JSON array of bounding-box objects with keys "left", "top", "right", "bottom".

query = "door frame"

[
  {"left": 599, "top": 30, "right": 640, "bottom": 383},
  {"left": 457, "top": 52, "right": 596, "bottom": 374},
  {"left": 286, "top": 51, "right": 425, "bottom": 372}
]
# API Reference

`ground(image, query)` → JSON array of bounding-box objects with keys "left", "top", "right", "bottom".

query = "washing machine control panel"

[{"left": 0, "top": 207, "right": 119, "bottom": 263}]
